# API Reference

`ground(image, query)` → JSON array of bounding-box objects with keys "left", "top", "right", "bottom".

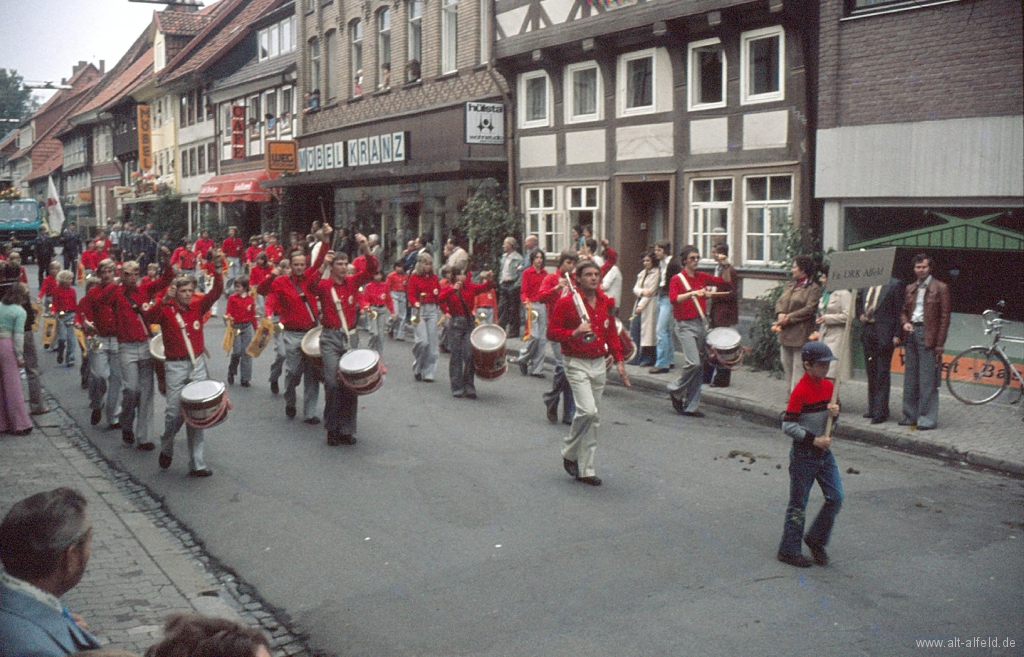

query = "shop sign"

[
  {"left": 297, "top": 131, "right": 408, "bottom": 173},
  {"left": 465, "top": 102, "right": 504, "bottom": 144},
  {"left": 137, "top": 104, "right": 152, "bottom": 171},
  {"left": 231, "top": 106, "right": 246, "bottom": 159},
  {"left": 112, "top": 186, "right": 134, "bottom": 199},
  {"left": 266, "top": 140, "right": 298, "bottom": 172}
]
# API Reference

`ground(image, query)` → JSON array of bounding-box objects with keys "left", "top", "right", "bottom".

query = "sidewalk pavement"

[
  {"left": 505, "top": 337, "right": 1024, "bottom": 477},
  {"left": 0, "top": 390, "right": 311, "bottom": 656}
]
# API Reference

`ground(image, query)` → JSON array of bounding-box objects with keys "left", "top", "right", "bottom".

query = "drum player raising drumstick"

[
  {"left": 315, "top": 233, "right": 376, "bottom": 446},
  {"left": 143, "top": 248, "right": 225, "bottom": 478}
]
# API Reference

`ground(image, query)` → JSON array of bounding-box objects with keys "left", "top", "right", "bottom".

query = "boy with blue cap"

[{"left": 777, "top": 340, "right": 843, "bottom": 568}]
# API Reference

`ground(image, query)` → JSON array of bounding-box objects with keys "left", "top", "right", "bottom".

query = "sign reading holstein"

[
  {"left": 465, "top": 102, "right": 504, "bottom": 144},
  {"left": 824, "top": 247, "right": 897, "bottom": 292}
]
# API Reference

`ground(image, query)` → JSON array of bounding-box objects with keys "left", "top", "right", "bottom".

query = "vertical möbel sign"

[
  {"left": 231, "top": 106, "right": 246, "bottom": 159},
  {"left": 137, "top": 104, "right": 152, "bottom": 172}
]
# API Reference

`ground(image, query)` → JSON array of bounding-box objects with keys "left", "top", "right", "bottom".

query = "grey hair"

[{"left": 0, "top": 487, "right": 90, "bottom": 581}]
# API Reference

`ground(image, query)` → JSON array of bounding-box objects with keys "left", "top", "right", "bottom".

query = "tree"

[
  {"left": 0, "top": 69, "right": 38, "bottom": 126},
  {"left": 448, "top": 178, "right": 521, "bottom": 272}
]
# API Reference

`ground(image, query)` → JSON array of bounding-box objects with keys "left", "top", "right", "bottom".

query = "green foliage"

[
  {"left": 147, "top": 194, "right": 188, "bottom": 244},
  {"left": 449, "top": 179, "right": 520, "bottom": 272},
  {"left": 0, "top": 69, "right": 38, "bottom": 125},
  {"left": 746, "top": 220, "right": 823, "bottom": 374}
]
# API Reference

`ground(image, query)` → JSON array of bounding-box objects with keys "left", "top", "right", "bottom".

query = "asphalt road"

[{"left": 36, "top": 301, "right": 1023, "bottom": 656}]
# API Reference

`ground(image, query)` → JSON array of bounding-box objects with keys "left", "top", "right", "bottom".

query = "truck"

[{"left": 0, "top": 198, "right": 44, "bottom": 262}]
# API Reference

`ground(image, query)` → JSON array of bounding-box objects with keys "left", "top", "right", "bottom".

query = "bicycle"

[{"left": 945, "top": 301, "right": 1024, "bottom": 405}]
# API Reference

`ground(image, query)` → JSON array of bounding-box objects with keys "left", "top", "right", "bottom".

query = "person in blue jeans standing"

[
  {"left": 649, "top": 240, "right": 679, "bottom": 374},
  {"left": 777, "top": 341, "right": 843, "bottom": 568}
]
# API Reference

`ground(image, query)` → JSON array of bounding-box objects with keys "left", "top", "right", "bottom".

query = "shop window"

[
  {"left": 566, "top": 61, "right": 600, "bottom": 123},
  {"left": 567, "top": 186, "right": 600, "bottom": 240},
  {"left": 441, "top": 0, "right": 458, "bottom": 74},
  {"left": 741, "top": 26, "right": 784, "bottom": 105},
  {"left": 622, "top": 50, "right": 654, "bottom": 114},
  {"left": 519, "top": 71, "right": 550, "bottom": 129},
  {"left": 743, "top": 174, "right": 792, "bottom": 265},
  {"left": 526, "top": 188, "right": 563, "bottom": 254},
  {"left": 690, "top": 178, "right": 732, "bottom": 262},
  {"left": 378, "top": 8, "right": 391, "bottom": 89},
  {"left": 350, "top": 20, "right": 363, "bottom": 96},
  {"left": 688, "top": 38, "right": 726, "bottom": 111},
  {"left": 407, "top": 0, "right": 422, "bottom": 82}
]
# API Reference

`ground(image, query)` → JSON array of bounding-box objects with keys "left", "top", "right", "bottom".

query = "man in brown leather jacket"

[{"left": 896, "top": 253, "right": 950, "bottom": 430}]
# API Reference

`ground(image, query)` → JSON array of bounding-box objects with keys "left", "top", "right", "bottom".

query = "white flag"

[{"left": 46, "top": 175, "right": 65, "bottom": 235}]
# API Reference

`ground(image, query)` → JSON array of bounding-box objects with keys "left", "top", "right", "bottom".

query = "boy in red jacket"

[
  {"left": 361, "top": 269, "right": 393, "bottom": 354},
  {"left": 51, "top": 270, "right": 78, "bottom": 367},
  {"left": 226, "top": 275, "right": 257, "bottom": 387}
]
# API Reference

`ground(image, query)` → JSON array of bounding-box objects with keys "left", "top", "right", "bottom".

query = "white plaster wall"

[
  {"left": 743, "top": 110, "right": 788, "bottom": 150},
  {"left": 690, "top": 117, "right": 728, "bottom": 154},
  {"left": 519, "top": 134, "right": 557, "bottom": 168},
  {"left": 616, "top": 122, "right": 673, "bottom": 161},
  {"left": 565, "top": 129, "right": 606, "bottom": 165}
]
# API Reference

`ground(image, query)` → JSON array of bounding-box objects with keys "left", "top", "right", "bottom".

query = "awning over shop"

[{"left": 199, "top": 170, "right": 279, "bottom": 203}]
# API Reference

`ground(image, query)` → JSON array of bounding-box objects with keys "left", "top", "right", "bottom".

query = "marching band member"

[
  {"left": 386, "top": 260, "right": 408, "bottom": 341},
  {"left": 140, "top": 262, "right": 160, "bottom": 291},
  {"left": 361, "top": 269, "right": 392, "bottom": 354},
  {"left": 244, "top": 235, "right": 263, "bottom": 272},
  {"left": 407, "top": 253, "right": 441, "bottom": 382},
  {"left": 548, "top": 260, "right": 630, "bottom": 486},
  {"left": 265, "top": 259, "right": 290, "bottom": 395},
  {"left": 315, "top": 235, "right": 375, "bottom": 446},
  {"left": 248, "top": 252, "right": 273, "bottom": 317},
  {"left": 537, "top": 250, "right": 579, "bottom": 425},
  {"left": 80, "top": 241, "right": 102, "bottom": 277},
  {"left": 142, "top": 251, "right": 225, "bottom": 478},
  {"left": 226, "top": 276, "right": 256, "bottom": 387},
  {"left": 222, "top": 226, "right": 244, "bottom": 282},
  {"left": 170, "top": 239, "right": 197, "bottom": 274},
  {"left": 439, "top": 267, "right": 494, "bottom": 399},
  {"left": 99, "top": 252, "right": 173, "bottom": 450},
  {"left": 264, "top": 234, "right": 283, "bottom": 266},
  {"left": 79, "top": 260, "right": 123, "bottom": 429},
  {"left": 517, "top": 249, "right": 548, "bottom": 377},
  {"left": 666, "top": 245, "right": 731, "bottom": 418},
  {"left": 256, "top": 228, "right": 330, "bottom": 423}
]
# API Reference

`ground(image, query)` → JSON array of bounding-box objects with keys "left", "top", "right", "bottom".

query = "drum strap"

[
  {"left": 289, "top": 276, "right": 319, "bottom": 325},
  {"left": 330, "top": 286, "right": 353, "bottom": 337},
  {"left": 677, "top": 272, "right": 708, "bottom": 327},
  {"left": 123, "top": 287, "right": 154, "bottom": 338}
]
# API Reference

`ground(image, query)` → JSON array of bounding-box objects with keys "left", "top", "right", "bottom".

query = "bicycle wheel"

[{"left": 946, "top": 346, "right": 1010, "bottom": 404}]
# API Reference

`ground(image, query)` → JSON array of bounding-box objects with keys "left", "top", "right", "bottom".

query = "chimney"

[
  {"left": 61, "top": 78, "right": 67, "bottom": 85},
  {"left": 99, "top": 60, "right": 106, "bottom": 74}
]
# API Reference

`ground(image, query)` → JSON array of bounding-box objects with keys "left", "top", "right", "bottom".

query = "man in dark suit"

[
  {"left": 896, "top": 253, "right": 951, "bottom": 430},
  {"left": 0, "top": 488, "right": 101, "bottom": 655},
  {"left": 858, "top": 277, "right": 903, "bottom": 423}
]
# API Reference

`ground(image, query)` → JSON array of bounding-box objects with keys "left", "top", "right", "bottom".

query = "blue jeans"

[
  {"left": 779, "top": 445, "right": 843, "bottom": 556},
  {"left": 902, "top": 326, "right": 940, "bottom": 429},
  {"left": 654, "top": 295, "right": 675, "bottom": 369}
]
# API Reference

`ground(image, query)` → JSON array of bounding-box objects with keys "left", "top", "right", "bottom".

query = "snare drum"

[
  {"left": 337, "top": 348, "right": 385, "bottom": 394},
  {"left": 470, "top": 324, "right": 507, "bottom": 380},
  {"left": 180, "top": 380, "right": 230, "bottom": 429},
  {"left": 706, "top": 327, "right": 744, "bottom": 369},
  {"left": 300, "top": 326, "right": 324, "bottom": 371}
]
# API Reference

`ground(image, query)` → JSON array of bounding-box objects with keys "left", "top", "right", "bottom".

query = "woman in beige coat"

[
  {"left": 630, "top": 252, "right": 660, "bottom": 366},
  {"left": 774, "top": 255, "right": 822, "bottom": 391},
  {"left": 812, "top": 264, "right": 853, "bottom": 381}
]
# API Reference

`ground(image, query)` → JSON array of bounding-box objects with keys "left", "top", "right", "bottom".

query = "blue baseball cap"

[{"left": 801, "top": 340, "right": 837, "bottom": 363}]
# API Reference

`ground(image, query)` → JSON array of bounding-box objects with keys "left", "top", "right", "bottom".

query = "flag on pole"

[{"left": 45, "top": 175, "right": 66, "bottom": 235}]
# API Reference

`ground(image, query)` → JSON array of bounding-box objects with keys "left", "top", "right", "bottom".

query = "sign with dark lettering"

[
  {"left": 465, "top": 102, "right": 504, "bottom": 144},
  {"left": 824, "top": 247, "right": 897, "bottom": 291},
  {"left": 137, "top": 104, "right": 152, "bottom": 171},
  {"left": 231, "top": 105, "right": 246, "bottom": 159},
  {"left": 266, "top": 140, "right": 298, "bottom": 172}
]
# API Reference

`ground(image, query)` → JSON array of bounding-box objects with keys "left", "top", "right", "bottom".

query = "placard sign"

[
  {"left": 824, "top": 247, "right": 897, "bottom": 292},
  {"left": 231, "top": 106, "right": 246, "bottom": 159}
]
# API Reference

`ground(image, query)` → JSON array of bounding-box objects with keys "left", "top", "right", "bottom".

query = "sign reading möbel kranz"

[
  {"left": 824, "top": 247, "right": 897, "bottom": 292},
  {"left": 266, "top": 140, "right": 298, "bottom": 173}
]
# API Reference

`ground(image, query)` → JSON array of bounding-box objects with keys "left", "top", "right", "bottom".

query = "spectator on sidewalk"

[
  {"left": 2, "top": 262, "right": 49, "bottom": 416},
  {"left": 897, "top": 253, "right": 950, "bottom": 431},
  {"left": 774, "top": 255, "right": 822, "bottom": 392},
  {"left": 0, "top": 282, "right": 33, "bottom": 435},
  {"left": 629, "top": 251, "right": 659, "bottom": 367},
  {"left": 0, "top": 487, "right": 102, "bottom": 654},
  {"left": 144, "top": 613, "right": 270, "bottom": 657},
  {"left": 857, "top": 276, "right": 903, "bottom": 424},
  {"left": 812, "top": 263, "right": 853, "bottom": 382},
  {"left": 496, "top": 237, "right": 523, "bottom": 339},
  {"left": 649, "top": 240, "right": 680, "bottom": 374}
]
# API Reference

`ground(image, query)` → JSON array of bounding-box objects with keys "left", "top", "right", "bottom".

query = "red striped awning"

[{"left": 198, "top": 170, "right": 279, "bottom": 203}]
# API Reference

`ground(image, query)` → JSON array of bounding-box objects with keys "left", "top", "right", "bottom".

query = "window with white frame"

[
  {"left": 623, "top": 49, "right": 654, "bottom": 114},
  {"left": 248, "top": 95, "right": 261, "bottom": 140},
  {"left": 378, "top": 9, "right": 391, "bottom": 89},
  {"left": 567, "top": 186, "right": 599, "bottom": 239},
  {"left": 519, "top": 71, "right": 549, "bottom": 128},
  {"left": 690, "top": 178, "right": 732, "bottom": 262},
  {"left": 350, "top": 20, "right": 363, "bottom": 95},
  {"left": 688, "top": 38, "right": 726, "bottom": 111},
  {"left": 741, "top": 26, "right": 784, "bottom": 105},
  {"left": 526, "top": 188, "right": 562, "bottom": 254},
  {"left": 207, "top": 143, "right": 217, "bottom": 172},
  {"left": 94, "top": 125, "right": 113, "bottom": 163},
  {"left": 308, "top": 37, "right": 320, "bottom": 93},
  {"left": 441, "top": 0, "right": 458, "bottom": 74},
  {"left": 566, "top": 61, "right": 600, "bottom": 123},
  {"left": 324, "top": 29, "right": 336, "bottom": 101},
  {"left": 280, "top": 87, "right": 294, "bottom": 133},
  {"left": 408, "top": 0, "right": 422, "bottom": 81},
  {"left": 744, "top": 174, "right": 792, "bottom": 265},
  {"left": 263, "top": 89, "right": 278, "bottom": 135}
]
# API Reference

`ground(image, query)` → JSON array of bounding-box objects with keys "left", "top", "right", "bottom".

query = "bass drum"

[
  {"left": 615, "top": 318, "right": 637, "bottom": 363},
  {"left": 300, "top": 326, "right": 324, "bottom": 371},
  {"left": 706, "top": 327, "right": 744, "bottom": 369},
  {"left": 180, "top": 380, "right": 230, "bottom": 429},
  {"left": 337, "top": 348, "right": 385, "bottom": 394},
  {"left": 470, "top": 324, "right": 507, "bottom": 380}
]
